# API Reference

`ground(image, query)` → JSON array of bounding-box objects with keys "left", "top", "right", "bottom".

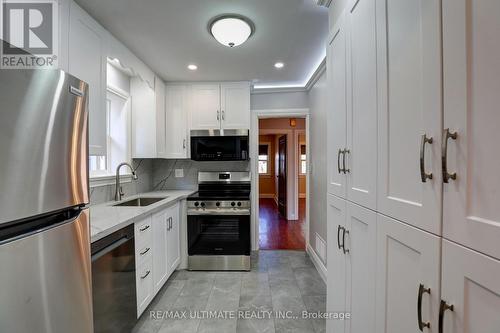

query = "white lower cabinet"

[
  {"left": 135, "top": 201, "right": 181, "bottom": 317},
  {"left": 375, "top": 214, "right": 441, "bottom": 333},
  {"left": 327, "top": 196, "right": 377, "bottom": 333},
  {"left": 440, "top": 240, "right": 500, "bottom": 333}
]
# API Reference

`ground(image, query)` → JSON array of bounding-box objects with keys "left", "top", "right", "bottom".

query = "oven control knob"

[
  {"left": 237, "top": 202, "right": 242, "bottom": 207},
  {"left": 216, "top": 202, "right": 221, "bottom": 207},
  {"left": 200, "top": 202, "right": 206, "bottom": 208},
  {"left": 231, "top": 202, "right": 236, "bottom": 207},
  {"left": 194, "top": 202, "right": 199, "bottom": 207}
]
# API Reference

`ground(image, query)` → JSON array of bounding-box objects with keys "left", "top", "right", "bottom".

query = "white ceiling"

[{"left": 75, "top": 0, "right": 329, "bottom": 88}]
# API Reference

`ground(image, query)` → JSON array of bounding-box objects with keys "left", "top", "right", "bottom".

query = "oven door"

[{"left": 188, "top": 214, "right": 250, "bottom": 256}]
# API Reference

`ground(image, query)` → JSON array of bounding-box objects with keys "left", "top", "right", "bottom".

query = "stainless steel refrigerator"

[{"left": 0, "top": 70, "right": 93, "bottom": 333}]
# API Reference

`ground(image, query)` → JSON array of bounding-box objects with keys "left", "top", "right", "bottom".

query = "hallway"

[{"left": 259, "top": 198, "right": 306, "bottom": 250}]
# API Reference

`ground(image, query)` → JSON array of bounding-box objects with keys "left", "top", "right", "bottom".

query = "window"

[
  {"left": 300, "top": 144, "right": 306, "bottom": 174},
  {"left": 258, "top": 144, "right": 270, "bottom": 175}
]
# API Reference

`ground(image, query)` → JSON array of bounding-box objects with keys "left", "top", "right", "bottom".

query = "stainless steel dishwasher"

[{"left": 91, "top": 224, "right": 136, "bottom": 332}]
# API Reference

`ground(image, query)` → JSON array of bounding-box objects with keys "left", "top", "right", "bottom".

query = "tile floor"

[{"left": 133, "top": 250, "right": 326, "bottom": 333}]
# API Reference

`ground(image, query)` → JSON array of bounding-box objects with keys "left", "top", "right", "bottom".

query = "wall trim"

[
  {"left": 307, "top": 244, "right": 327, "bottom": 284},
  {"left": 259, "top": 193, "right": 276, "bottom": 199},
  {"left": 305, "top": 58, "right": 326, "bottom": 91}
]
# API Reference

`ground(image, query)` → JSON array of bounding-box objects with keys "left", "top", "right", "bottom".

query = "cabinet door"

[
  {"left": 167, "top": 204, "right": 180, "bottom": 275},
  {"left": 344, "top": 0, "right": 378, "bottom": 210},
  {"left": 68, "top": 2, "right": 107, "bottom": 156},
  {"left": 220, "top": 82, "right": 250, "bottom": 130},
  {"left": 375, "top": 214, "right": 441, "bottom": 333},
  {"left": 326, "top": 195, "right": 347, "bottom": 333},
  {"left": 152, "top": 209, "right": 168, "bottom": 294},
  {"left": 345, "top": 201, "right": 377, "bottom": 333},
  {"left": 131, "top": 77, "right": 156, "bottom": 158},
  {"left": 165, "top": 85, "right": 189, "bottom": 158},
  {"left": 155, "top": 76, "right": 166, "bottom": 158},
  {"left": 442, "top": 0, "right": 500, "bottom": 260},
  {"left": 440, "top": 240, "right": 500, "bottom": 333},
  {"left": 326, "top": 17, "right": 348, "bottom": 198},
  {"left": 376, "top": 0, "right": 442, "bottom": 234},
  {"left": 189, "top": 84, "right": 220, "bottom": 130},
  {"left": 136, "top": 258, "right": 153, "bottom": 317}
]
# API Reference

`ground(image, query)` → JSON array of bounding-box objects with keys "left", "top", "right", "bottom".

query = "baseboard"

[
  {"left": 259, "top": 194, "right": 276, "bottom": 199},
  {"left": 307, "top": 244, "right": 327, "bottom": 284}
]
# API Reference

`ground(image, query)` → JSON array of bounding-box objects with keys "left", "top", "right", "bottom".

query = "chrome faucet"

[{"left": 115, "top": 162, "right": 138, "bottom": 201}]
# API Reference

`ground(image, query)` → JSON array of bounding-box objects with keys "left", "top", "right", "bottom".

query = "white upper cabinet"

[
  {"left": 440, "top": 240, "right": 500, "bottom": 333},
  {"left": 442, "top": 0, "right": 500, "bottom": 260},
  {"left": 189, "top": 84, "right": 221, "bottom": 130},
  {"left": 327, "top": 17, "right": 348, "bottom": 198},
  {"left": 345, "top": 0, "right": 378, "bottom": 210},
  {"left": 375, "top": 214, "right": 441, "bottom": 333},
  {"left": 68, "top": 1, "right": 107, "bottom": 156},
  {"left": 375, "top": 0, "right": 442, "bottom": 235},
  {"left": 131, "top": 76, "right": 167, "bottom": 158},
  {"left": 189, "top": 83, "right": 250, "bottom": 130},
  {"left": 165, "top": 85, "right": 189, "bottom": 159},
  {"left": 220, "top": 82, "right": 250, "bottom": 129}
]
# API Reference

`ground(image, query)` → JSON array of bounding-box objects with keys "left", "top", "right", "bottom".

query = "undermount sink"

[{"left": 113, "top": 197, "right": 167, "bottom": 207}]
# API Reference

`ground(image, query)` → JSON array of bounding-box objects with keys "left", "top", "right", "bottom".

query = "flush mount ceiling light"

[
  {"left": 187, "top": 64, "right": 198, "bottom": 70},
  {"left": 209, "top": 14, "right": 255, "bottom": 47},
  {"left": 274, "top": 62, "right": 284, "bottom": 69}
]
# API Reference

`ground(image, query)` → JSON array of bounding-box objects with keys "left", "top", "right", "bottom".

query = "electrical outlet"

[{"left": 175, "top": 169, "right": 184, "bottom": 178}]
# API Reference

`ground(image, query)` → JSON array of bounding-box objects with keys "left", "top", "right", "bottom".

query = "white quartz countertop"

[{"left": 90, "top": 190, "right": 195, "bottom": 243}]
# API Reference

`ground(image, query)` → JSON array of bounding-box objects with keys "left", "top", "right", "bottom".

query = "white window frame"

[{"left": 258, "top": 142, "right": 272, "bottom": 176}]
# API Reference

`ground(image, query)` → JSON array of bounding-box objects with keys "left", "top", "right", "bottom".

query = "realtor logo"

[{"left": 1, "top": 0, "right": 58, "bottom": 68}]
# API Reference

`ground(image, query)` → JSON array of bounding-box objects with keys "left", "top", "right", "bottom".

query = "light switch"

[{"left": 175, "top": 169, "right": 184, "bottom": 178}]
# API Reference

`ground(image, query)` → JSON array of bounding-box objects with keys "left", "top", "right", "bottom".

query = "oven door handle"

[{"left": 187, "top": 210, "right": 251, "bottom": 216}]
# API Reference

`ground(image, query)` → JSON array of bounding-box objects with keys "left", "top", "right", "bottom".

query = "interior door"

[
  {"left": 375, "top": 214, "right": 441, "bottom": 333},
  {"left": 442, "top": 0, "right": 500, "bottom": 260},
  {"left": 375, "top": 0, "right": 443, "bottom": 235},
  {"left": 345, "top": 201, "right": 377, "bottom": 333},
  {"left": 326, "top": 195, "right": 347, "bottom": 333},
  {"left": 327, "top": 16, "right": 348, "bottom": 198},
  {"left": 152, "top": 209, "right": 168, "bottom": 294},
  {"left": 220, "top": 82, "right": 250, "bottom": 129},
  {"left": 345, "top": 0, "right": 378, "bottom": 210},
  {"left": 440, "top": 240, "right": 500, "bottom": 333},
  {"left": 189, "top": 84, "right": 221, "bottom": 130},
  {"left": 278, "top": 135, "right": 287, "bottom": 217}
]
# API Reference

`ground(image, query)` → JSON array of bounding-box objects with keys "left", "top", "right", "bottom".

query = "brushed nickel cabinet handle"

[
  {"left": 217, "top": 110, "right": 220, "bottom": 121},
  {"left": 417, "top": 284, "right": 431, "bottom": 331},
  {"left": 438, "top": 300, "right": 454, "bottom": 333},
  {"left": 140, "top": 247, "right": 150, "bottom": 256},
  {"left": 222, "top": 110, "right": 225, "bottom": 121},
  {"left": 337, "top": 149, "right": 343, "bottom": 174},
  {"left": 442, "top": 129, "right": 458, "bottom": 183},
  {"left": 140, "top": 270, "right": 151, "bottom": 279},
  {"left": 337, "top": 225, "right": 343, "bottom": 249},
  {"left": 139, "top": 225, "right": 150, "bottom": 232},
  {"left": 342, "top": 228, "right": 349, "bottom": 254},
  {"left": 183, "top": 139, "right": 186, "bottom": 149},
  {"left": 420, "top": 134, "right": 434, "bottom": 183},
  {"left": 343, "top": 149, "right": 350, "bottom": 174}
]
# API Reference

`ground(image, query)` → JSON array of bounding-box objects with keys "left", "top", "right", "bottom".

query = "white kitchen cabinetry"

[
  {"left": 326, "top": 0, "right": 378, "bottom": 210},
  {"left": 131, "top": 75, "right": 167, "bottom": 158},
  {"left": 442, "top": 0, "right": 500, "bottom": 260},
  {"left": 152, "top": 208, "right": 169, "bottom": 294},
  {"left": 135, "top": 215, "right": 154, "bottom": 317},
  {"left": 166, "top": 204, "right": 180, "bottom": 275},
  {"left": 375, "top": 214, "right": 441, "bottom": 333},
  {"left": 327, "top": 195, "right": 377, "bottom": 333},
  {"left": 189, "top": 82, "right": 250, "bottom": 130},
  {"left": 440, "top": 240, "right": 500, "bottom": 333},
  {"left": 375, "top": 0, "right": 443, "bottom": 235},
  {"left": 165, "top": 85, "right": 189, "bottom": 158},
  {"left": 68, "top": 1, "right": 107, "bottom": 156}
]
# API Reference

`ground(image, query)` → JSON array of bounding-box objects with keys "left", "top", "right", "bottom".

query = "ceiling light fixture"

[
  {"left": 187, "top": 64, "right": 198, "bottom": 70},
  {"left": 209, "top": 14, "right": 255, "bottom": 47},
  {"left": 274, "top": 62, "right": 284, "bottom": 69}
]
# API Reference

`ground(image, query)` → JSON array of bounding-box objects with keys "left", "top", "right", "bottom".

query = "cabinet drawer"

[
  {"left": 135, "top": 216, "right": 152, "bottom": 247},
  {"left": 136, "top": 242, "right": 152, "bottom": 268},
  {"left": 136, "top": 258, "right": 153, "bottom": 317}
]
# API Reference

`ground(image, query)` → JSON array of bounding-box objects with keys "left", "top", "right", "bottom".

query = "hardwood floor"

[{"left": 259, "top": 198, "right": 306, "bottom": 250}]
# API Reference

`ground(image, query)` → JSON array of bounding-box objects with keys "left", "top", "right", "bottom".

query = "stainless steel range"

[{"left": 187, "top": 172, "right": 251, "bottom": 271}]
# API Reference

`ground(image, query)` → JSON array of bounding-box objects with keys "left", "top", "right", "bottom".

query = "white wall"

[
  {"left": 307, "top": 72, "right": 328, "bottom": 265},
  {"left": 251, "top": 91, "right": 309, "bottom": 110}
]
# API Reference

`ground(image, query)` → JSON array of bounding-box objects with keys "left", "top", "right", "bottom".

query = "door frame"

[{"left": 250, "top": 108, "right": 310, "bottom": 251}]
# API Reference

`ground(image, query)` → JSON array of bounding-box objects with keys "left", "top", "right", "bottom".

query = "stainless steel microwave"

[{"left": 190, "top": 129, "right": 249, "bottom": 161}]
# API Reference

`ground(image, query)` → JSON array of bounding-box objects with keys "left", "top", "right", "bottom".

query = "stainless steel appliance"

[
  {"left": 0, "top": 70, "right": 92, "bottom": 333},
  {"left": 91, "top": 225, "right": 136, "bottom": 333},
  {"left": 190, "top": 129, "right": 249, "bottom": 161},
  {"left": 187, "top": 172, "right": 251, "bottom": 270}
]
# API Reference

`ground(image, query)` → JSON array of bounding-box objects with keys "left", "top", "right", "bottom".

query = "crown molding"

[
  {"left": 305, "top": 57, "right": 326, "bottom": 91},
  {"left": 316, "top": 0, "right": 333, "bottom": 8}
]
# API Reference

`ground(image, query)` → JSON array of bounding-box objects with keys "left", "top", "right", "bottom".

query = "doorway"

[{"left": 254, "top": 115, "right": 309, "bottom": 250}]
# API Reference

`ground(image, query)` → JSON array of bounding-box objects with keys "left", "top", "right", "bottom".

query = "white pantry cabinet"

[
  {"left": 375, "top": 0, "right": 443, "bottom": 235},
  {"left": 68, "top": 1, "right": 107, "bottom": 156},
  {"left": 165, "top": 85, "right": 189, "bottom": 159},
  {"left": 442, "top": 0, "right": 500, "bottom": 260},
  {"left": 440, "top": 240, "right": 500, "bottom": 333},
  {"left": 131, "top": 75, "right": 167, "bottom": 158},
  {"left": 326, "top": 0, "right": 378, "bottom": 211},
  {"left": 189, "top": 82, "right": 250, "bottom": 130},
  {"left": 375, "top": 214, "right": 441, "bottom": 333}
]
